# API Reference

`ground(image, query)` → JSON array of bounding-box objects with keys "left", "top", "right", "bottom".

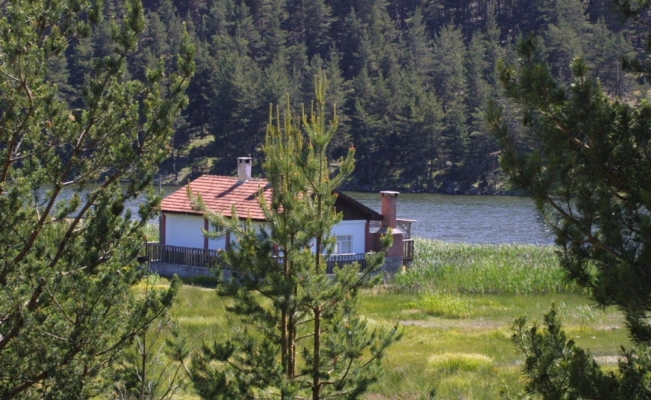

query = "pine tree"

[
  {"left": 487, "top": 35, "right": 651, "bottom": 399},
  {"left": 337, "top": 10, "right": 366, "bottom": 80},
  {"left": 401, "top": 8, "right": 434, "bottom": 78},
  {"left": 302, "top": 49, "right": 352, "bottom": 160},
  {"left": 349, "top": 71, "right": 403, "bottom": 188},
  {"left": 432, "top": 24, "right": 467, "bottom": 113},
  {"left": 67, "top": 35, "right": 94, "bottom": 107},
  {"left": 284, "top": 0, "right": 333, "bottom": 60},
  {"left": 249, "top": 0, "right": 287, "bottom": 65},
  {"left": 206, "top": 32, "right": 263, "bottom": 176},
  {"left": 190, "top": 73, "right": 399, "bottom": 399},
  {"left": 0, "top": 0, "right": 194, "bottom": 397},
  {"left": 586, "top": 18, "right": 635, "bottom": 97},
  {"left": 542, "top": 15, "right": 588, "bottom": 83},
  {"left": 463, "top": 33, "right": 501, "bottom": 191},
  {"left": 395, "top": 70, "right": 444, "bottom": 190},
  {"left": 303, "top": 0, "right": 334, "bottom": 60}
]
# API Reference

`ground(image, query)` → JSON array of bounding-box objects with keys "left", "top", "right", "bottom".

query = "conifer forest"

[{"left": 59, "top": 0, "right": 646, "bottom": 193}]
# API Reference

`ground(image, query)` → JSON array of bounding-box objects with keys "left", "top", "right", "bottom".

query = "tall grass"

[
  {"left": 394, "top": 238, "right": 578, "bottom": 294},
  {"left": 143, "top": 223, "right": 160, "bottom": 242}
]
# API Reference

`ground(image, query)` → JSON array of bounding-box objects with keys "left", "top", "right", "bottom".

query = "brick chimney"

[
  {"left": 381, "top": 191, "right": 399, "bottom": 228},
  {"left": 237, "top": 157, "right": 252, "bottom": 182},
  {"left": 371, "top": 190, "right": 404, "bottom": 275}
]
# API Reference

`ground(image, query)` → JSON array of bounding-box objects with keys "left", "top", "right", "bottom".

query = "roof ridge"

[{"left": 194, "top": 174, "right": 268, "bottom": 181}]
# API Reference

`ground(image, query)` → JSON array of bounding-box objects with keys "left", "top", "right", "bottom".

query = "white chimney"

[{"left": 237, "top": 157, "right": 252, "bottom": 182}]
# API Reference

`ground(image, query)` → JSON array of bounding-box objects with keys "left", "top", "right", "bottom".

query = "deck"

[
  {"left": 143, "top": 240, "right": 414, "bottom": 277},
  {"left": 145, "top": 243, "right": 224, "bottom": 269}
]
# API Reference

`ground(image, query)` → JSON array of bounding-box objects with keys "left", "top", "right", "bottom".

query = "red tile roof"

[{"left": 161, "top": 175, "right": 272, "bottom": 220}]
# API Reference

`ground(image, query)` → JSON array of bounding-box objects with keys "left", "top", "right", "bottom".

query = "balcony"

[
  {"left": 142, "top": 243, "right": 410, "bottom": 277},
  {"left": 145, "top": 243, "right": 224, "bottom": 269}
]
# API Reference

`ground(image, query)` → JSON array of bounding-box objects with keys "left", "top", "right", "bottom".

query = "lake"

[
  {"left": 344, "top": 192, "right": 553, "bottom": 245},
  {"left": 58, "top": 185, "right": 554, "bottom": 245}
]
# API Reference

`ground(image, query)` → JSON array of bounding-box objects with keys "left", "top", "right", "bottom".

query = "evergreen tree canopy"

[
  {"left": 0, "top": 0, "right": 194, "bottom": 397},
  {"left": 41, "top": 0, "right": 651, "bottom": 194},
  {"left": 487, "top": 35, "right": 651, "bottom": 399}
]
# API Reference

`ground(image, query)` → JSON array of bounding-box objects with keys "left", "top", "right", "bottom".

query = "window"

[{"left": 335, "top": 235, "right": 352, "bottom": 254}]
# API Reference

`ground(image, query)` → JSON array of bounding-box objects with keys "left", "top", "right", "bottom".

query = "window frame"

[{"left": 335, "top": 235, "right": 353, "bottom": 254}]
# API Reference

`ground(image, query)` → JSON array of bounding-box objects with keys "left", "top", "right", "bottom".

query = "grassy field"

[
  {"left": 358, "top": 291, "right": 627, "bottom": 399},
  {"left": 153, "top": 239, "right": 629, "bottom": 399}
]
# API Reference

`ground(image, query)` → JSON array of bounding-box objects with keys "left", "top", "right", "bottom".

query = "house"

[{"left": 146, "top": 157, "right": 414, "bottom": 278}]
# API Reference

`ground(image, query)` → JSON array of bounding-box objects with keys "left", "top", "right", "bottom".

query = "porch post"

[
  {"left": 204, "top": 218, "right": 209, "bottom": 249},
  {"left": 160, "top": 214, "right": 166, "bottom": 245},
  {"left": 365, "top": 220, "right": 370, "bottom": 253}
]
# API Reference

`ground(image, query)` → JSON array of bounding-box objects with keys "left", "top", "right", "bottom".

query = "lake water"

[
  {"left": 57, "top": 185, "right": 554, "bottom": 245},
  {"left": 344, "top": 192, "right": 553, "bottom": 245}
]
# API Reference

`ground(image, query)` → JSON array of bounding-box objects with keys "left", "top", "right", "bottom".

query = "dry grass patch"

[{"left": 428, "top": 353, "right": 494, "bottom": 373}]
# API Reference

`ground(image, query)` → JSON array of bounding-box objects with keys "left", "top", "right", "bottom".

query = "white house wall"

[
  {"left": 331, "top": 220, "right": 366, "bottom": 254},
  {"left": 220, "top": 221, "right": 267, "bottom": 251},
  {"left": 165, "top": 214, "right": 205, "bottom": 249},
  {"left": 206, "top": 221, "right": 227, "bottom": 251},
  {"left": 164, "top": 214, "right": 264, "bottom": 251},
  {"left": 164, "top": 214, "right": 365, "bottom": 254}
]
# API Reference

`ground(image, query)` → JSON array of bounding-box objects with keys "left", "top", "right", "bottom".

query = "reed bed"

[{"left": 394, "top": 238, "right": 578, "bottom": 294}]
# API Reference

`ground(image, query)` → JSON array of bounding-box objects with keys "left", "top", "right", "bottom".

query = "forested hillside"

[{"left": 60, "top": 0, "right": 647, "bottom": 193}]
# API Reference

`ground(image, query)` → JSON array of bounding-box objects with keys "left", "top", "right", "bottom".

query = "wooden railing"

[
  {"left": 145, "top": 242, "right": 412, "bottom": 271},
  {"left": 403, "top": 239, "right": 414, "bottom": 261},
  {"left": 326, "top": 253, "right": 367, "bottom": 274},
  {"left": 145, "top": 243, "right": 224, "bottom": 269},
  {"left": 397, "top": 219, "right": 416, "bottom": 239}
]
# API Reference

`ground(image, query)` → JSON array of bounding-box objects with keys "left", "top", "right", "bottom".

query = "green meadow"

[{"left": 153, "top": 238, "right": 629, "bottom": 399}]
